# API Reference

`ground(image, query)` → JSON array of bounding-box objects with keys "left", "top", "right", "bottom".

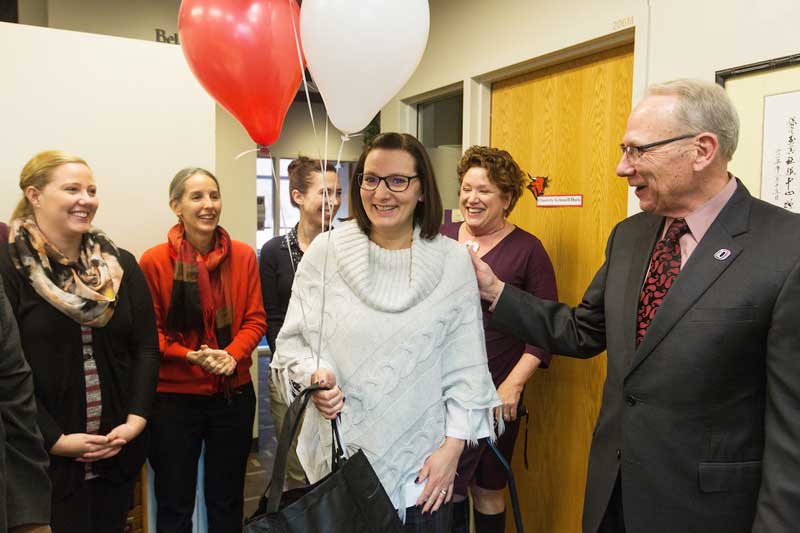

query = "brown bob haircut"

[
  {"left": 457, "top": 145, "right": 526, "bottom": 216},
  {"left": 349, "top": 132, "right": 443, "bottom": 240}
]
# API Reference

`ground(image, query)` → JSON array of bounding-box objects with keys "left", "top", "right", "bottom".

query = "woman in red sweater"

[{"left": 139, "top": 167, "right": 266, "bottom": 533}]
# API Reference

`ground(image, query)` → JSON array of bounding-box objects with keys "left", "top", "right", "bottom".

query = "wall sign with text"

[
  {"left": 536, "top": 194, "right": 584, "bottom": 208},
  {"left": 761, "top": 90, "right": 799, "bottom": 213},
  {"left": 155, "top": 29, "right": 180, "bottom": 44}
]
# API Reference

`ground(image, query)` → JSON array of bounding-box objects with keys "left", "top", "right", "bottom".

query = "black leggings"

[
  {"left": 51, "top": 476, "right": 135, "bottom": 533},
  {"left": 148, "top": 382, "right": 256, "bottom": 533}
]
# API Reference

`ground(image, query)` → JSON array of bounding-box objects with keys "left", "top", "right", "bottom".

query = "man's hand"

[{"left": 468, "top": 248, "right": 505, "bottom": 302}]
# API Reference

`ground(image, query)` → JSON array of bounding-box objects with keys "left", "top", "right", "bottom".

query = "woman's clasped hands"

[
  {"left": 188, "top": 344, "right": 237, "bottom": 376},
  {"left": 50, "top": 414, "right": 147, "bottom": 463}
]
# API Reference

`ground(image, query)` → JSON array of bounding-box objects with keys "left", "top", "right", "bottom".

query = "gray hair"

[
  {"left": 169, "top": 167, "right": 220, "bottom": 203},
  {"left": 647, "top": 79, "right": 740, "bottom": 161}
]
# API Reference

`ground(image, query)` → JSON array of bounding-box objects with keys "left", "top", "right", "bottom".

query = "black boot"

[
  {"left": 451, "top": 499, "right": 470, "bottom": 533},
  {"left": 474, "top": 509, "right": 505, "bottom": 533}
]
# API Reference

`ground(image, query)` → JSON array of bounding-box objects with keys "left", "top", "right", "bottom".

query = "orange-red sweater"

[{"left": 139, "top": 239, "right": 267, "bottom": 395}]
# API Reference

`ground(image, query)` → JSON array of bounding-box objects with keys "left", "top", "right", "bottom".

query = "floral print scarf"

[{"left": 9, "top": 217, "right": 123, "bottom": 327}]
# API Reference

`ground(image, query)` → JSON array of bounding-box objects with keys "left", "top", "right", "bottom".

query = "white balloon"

[{"left": 300, "top": 0, "right": 430, "bottom": 135}]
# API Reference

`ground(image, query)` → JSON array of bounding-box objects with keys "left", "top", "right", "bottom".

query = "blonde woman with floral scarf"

[{"left": 0, "top": 151, "right": 161, "bottom": 532}]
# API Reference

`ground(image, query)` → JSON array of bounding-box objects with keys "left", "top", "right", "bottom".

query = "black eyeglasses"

[
  {"left": 357, "top": 173, "right": 418, "bottom": 192},
  {"left": 620, "top": 133, "right": 697, "bottom": 161}
]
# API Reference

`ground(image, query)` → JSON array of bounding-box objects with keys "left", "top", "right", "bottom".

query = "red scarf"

[{"left": 165, "top": 223, "right": 233, "bottom": 351}]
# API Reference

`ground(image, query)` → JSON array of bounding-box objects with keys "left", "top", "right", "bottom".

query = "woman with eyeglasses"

[
  {"left": 259, "top": 156, "right": 342, "bottom": 489},
  {"left": 270, "top": 133, "right": 500, "bottom": 531},
  {"left": 0, "top": 150, "right": 160, "bottom": 532},
  {"left": 139, "top": 167, "right": 267, "bottom": 532},
  {"left": 441, "top": 145, "right": 558, "bottom": 533}
]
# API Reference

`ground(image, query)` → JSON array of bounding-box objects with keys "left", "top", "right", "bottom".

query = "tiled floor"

[{"left": 243, "top": 354, "right": 278, "bottom": 519}]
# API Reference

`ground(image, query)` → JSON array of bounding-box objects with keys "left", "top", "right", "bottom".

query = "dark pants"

[
  {"left": 149, "top": 382, "right": 256, "bottom": 533},
  {"left": 598, "top": 474, "right": 626, "bottom": 533},
  {"left": 402, "top": 502, "right": 452, "bottom": 533},
  {"left": 51, "top": 476, "right": 135, "bottom": 533}
]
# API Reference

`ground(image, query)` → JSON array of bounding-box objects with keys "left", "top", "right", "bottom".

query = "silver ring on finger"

[{"left": 439, "top": 488, "right": 447, "bottom": 497}]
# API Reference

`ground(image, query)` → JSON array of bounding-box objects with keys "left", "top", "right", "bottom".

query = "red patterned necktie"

[{"left": 636, "top": 218, "right": 690, "bottom": 346}]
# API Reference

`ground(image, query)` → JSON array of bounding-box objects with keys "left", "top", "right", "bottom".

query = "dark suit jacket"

[
  {"left": 491, "top": 181, "right": 800, "bottom": 533},
  {"left": 0, "top": 275, "right": 51, "bottom": 531}
]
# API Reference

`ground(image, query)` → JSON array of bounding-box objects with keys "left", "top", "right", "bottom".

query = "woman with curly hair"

[{"left": 441, "top": 146, "right": 558, "bottom": 533}]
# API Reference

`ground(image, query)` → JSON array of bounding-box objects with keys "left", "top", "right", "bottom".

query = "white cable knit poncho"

[{"left": 270, "top": 220, "right": 500, "bottom": 513}]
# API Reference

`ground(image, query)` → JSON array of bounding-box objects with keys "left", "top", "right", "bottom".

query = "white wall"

[
  {"left": 0, "top": 22, "right": 215, "bottom": 258},
  {"left": 215, "top": 105, "right": 258, "bottom": 247},
  {"left": 393, "top": 0, "right": 641, "bottom": 104},
  {"left": 383, "top": 0, "right": 800, "bottom": 215},
  {"left": 645, "top": 0, "right": 798, "bottom": 83}
]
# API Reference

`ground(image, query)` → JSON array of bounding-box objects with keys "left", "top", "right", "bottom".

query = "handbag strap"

[
  {"left": 485, "top": 437, "right": 524, "bottom": 533},
  {"left": 265, "top": 384, "right": 349, "bottom": 515},
  {"left": 265, "top": 383, "right": 324, "bottom": 514},
  {"left": 330, "top": 416, "right": 348, "bottom": 471}
]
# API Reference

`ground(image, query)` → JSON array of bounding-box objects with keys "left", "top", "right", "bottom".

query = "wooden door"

[{"left": 490, "top": 44, "right": 633, "bottom": 532}]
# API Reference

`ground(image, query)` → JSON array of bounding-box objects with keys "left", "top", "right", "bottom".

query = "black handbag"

[{"left": 244, "top": 383, "right": 403, "bottom": 533}]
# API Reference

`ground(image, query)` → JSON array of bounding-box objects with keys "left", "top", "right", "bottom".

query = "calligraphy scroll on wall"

[{"left": 761, "top": 90, "right": 800, "bottom": 213}]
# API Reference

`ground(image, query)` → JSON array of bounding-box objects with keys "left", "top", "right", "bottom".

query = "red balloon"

[{"left": 179, "top": 0, "right": 303, "bottom": 146}]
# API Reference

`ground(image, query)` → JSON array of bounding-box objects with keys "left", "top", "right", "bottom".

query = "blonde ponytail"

[{"left": 11, "top": 150, "right": 89, "bottom": 223}]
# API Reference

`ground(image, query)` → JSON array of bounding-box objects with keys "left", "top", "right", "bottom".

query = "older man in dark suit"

[
  {"left": 0, "top": 275, "right": 51, "bottom": 532},
  {"left": 471, "top": 79, "right": 800, "bottom": 533}
]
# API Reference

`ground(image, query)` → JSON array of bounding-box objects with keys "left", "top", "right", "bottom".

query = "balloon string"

[
  {"left": 313, "top": 128, "right": 351, "bottom": 372},
  {"left": 288, "top": 0, "right": 317, "bottom": 140},
  {"left": 315, "top": 116, "right": 332, "bottom": 370},
  {"left": 234, "top": 147, "right": 259, "bottom": 160}
]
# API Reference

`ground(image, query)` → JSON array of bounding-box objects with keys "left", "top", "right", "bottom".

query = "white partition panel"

[{"left": 0, "top": 21, "right": 215, "bottom": 258}]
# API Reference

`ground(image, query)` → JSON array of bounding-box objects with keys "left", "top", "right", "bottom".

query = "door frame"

[{"left": 470, "top": 27, "right": 636, "bottom": 146}]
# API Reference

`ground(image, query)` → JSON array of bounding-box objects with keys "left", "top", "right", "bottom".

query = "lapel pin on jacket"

[{"left": 714, "top": 248, "right": 732, "bottom": 261}]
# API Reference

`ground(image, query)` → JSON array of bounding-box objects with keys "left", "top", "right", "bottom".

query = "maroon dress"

[{"left": 441, "top": 222, "right": 558, "bottom": 494}]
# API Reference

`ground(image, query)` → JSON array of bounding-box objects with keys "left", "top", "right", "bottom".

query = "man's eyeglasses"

[
  {"left": 620, "top": 133, "right": 697, "bottom": 162},
  {"left": 357, "top": 173, "right": 418, "bottom": 192}
]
